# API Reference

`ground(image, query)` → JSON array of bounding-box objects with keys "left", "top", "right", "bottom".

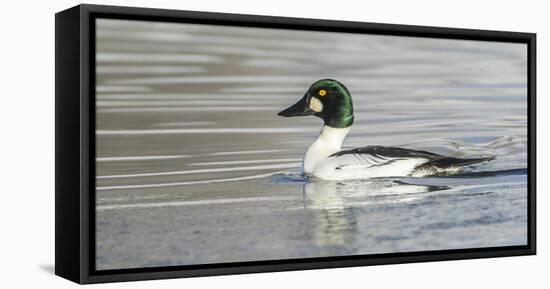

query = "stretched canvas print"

[
  {"left": 55, "top": 4, "right": 535, "bottom": 283},
  {"left": 95, "top": 19, "right": 528, "bottom": 269}
]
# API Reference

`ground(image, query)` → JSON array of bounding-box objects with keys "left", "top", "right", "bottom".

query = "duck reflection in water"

[
  {"left": 301, "top": 179, "right": 449, "bottom": 251},
  {"left": 303, "top": 181, "right": 358, "bottom": 249}
]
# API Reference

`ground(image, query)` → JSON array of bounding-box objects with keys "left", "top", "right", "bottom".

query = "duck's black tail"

[{"left": 416, "top": 155, "right": 495, "bottom": 171}]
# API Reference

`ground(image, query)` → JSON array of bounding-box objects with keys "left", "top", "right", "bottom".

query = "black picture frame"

[{"left": 55, "top": 4, "right": 536, "bottom": 284}]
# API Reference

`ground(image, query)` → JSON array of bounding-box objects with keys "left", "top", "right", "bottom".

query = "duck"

[{"left": 278, "top": 79, "right": 494, "bottom": 181}]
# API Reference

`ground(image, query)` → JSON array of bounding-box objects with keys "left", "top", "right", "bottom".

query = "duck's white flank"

[{"left": 303, "top": 126, "right": 350, "bottom": 174}]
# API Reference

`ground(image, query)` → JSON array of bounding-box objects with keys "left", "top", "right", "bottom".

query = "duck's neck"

[{"left": 303, "top": 125, "right": 351, "bottom": 174}]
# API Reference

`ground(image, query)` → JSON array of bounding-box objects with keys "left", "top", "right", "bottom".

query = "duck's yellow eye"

[{"left": 318, "top": 89, "right": 327, "bottom": 96}]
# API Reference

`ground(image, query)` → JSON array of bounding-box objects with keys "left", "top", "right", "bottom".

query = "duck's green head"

[{"left": 278, "top": 79, "right": 354, "bottom": 128}]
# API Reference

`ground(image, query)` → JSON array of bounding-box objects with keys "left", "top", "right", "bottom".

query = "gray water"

[{"left": 95, "top": 19, "right": 528, "bottom": 270}]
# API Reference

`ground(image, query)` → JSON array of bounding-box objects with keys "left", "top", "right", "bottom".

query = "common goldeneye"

[{"left": 278, "top": 79, "right": 494, "bottom": 180}]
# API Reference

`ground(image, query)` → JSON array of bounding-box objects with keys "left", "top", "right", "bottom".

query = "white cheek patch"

[{"left": 309, "top": 97, "right": 323, "bottom": 112}]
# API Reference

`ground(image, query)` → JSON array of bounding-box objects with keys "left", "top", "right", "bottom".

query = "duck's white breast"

[{"left": 303, "top": 126, "right": 351, "bottom": 174}]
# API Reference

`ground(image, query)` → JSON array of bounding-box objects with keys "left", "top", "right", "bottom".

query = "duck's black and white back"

[
  {"left": 311, "top": 144, "right": 494, "bottom": 180},
  {"left": 278, "top": 79, "right": 494, "bottom": 180}
]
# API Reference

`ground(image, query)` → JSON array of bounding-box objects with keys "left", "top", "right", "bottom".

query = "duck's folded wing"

[
  {"left": 328, "top": 145, "right": 494, "bottom": 172},
  {"left": 328, "top": 145, "right": 441, "bottom": 170}
]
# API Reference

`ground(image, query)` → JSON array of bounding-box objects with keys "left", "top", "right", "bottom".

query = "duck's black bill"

[{"left": 278, "top": 96, "right": 313, "bottom": 117}]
